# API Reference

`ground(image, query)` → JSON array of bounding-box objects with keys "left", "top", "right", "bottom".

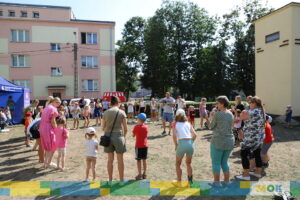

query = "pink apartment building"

[{"left": 0, "top": 2, "right": 116, "bottom": 100}]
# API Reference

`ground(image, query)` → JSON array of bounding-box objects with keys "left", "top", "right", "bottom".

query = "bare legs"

[
  {"left": 85, "top": 157, "right": 96, "bottom": 181},
  {"left": 107, "top": 153, "right": 125, "bottom": 181},
  {"left": 57, "top": 149, "right": 66, "bottom": 170},
  {"left": 44, "top": 150, "right": 55, "bottom": 168},
  {"left": 175, "top": 156, "right": 193, "bottom": 182}
]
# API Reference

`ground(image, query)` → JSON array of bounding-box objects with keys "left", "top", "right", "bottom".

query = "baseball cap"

[
  {"left": 25, "top": 112, "right": 32, "bottom": 117},
  {"left": 266, "top": 115, "right": 272, "bottom": 123},
  {"left": 176, "top": 109, "right": 186, "bottom": 117},
  {"left": 63, "top": 100, "right": 67, "bottom": 104},
  {"left": 86, "top": 127, "right": 96, "bottom": 134},
  {"left": 136, "top": 113, "right": 147, "bottom": 121}
]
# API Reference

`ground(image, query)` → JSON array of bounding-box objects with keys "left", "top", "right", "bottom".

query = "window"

[
  {"left": 81, "top": 32, "right": 97, "bottom": 44},
  {"left": 51, "top": 67, "right": 62, "bottom": 76},
  {"left": 11, "top": 30, "right": 30, "bottom": 42},
  {"left": 82, "top": 80, "right": 98, "bottom": 91},
  {"left": 33, "top": 12, "right": 39, "bottom": 18},
  {"left": 21, "top": 11, "right": 27, "bottom": 17},
  {"left": 0, "top": 9, "right": 3, "bottom": 16},
  {"left": 50, "top": 43, "right": 61, "bottom": 52},
  {"left": 81, "top": 56, "right": 98, "bottom": 68},
  {"left": 13, "top": 80, "right": 31, "bottom": 89},
  {"left": 265, "top": 32, "right": 280, "bottom": 43},
  {"left": 8, "top": 10, "right": 15, "bottom": 17},
  {"left": 11, "top": 55, "right": 29, "bottom": 67}
]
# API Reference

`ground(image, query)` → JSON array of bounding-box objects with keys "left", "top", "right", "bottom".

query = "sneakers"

[
  {"left": 235, "top": 175, "right": 250, "bottom": 181},
  {"left": 135, "top": 174, "right": 143, "bottom": 180},
  {"left": 162, "top": 131, "right": 166, "bottom": 135},
  {"left": 142, "top": 173, "right": 147, "bottom": 179},
  {"left": 262, "top": 162, "right": 269, "bottom": 168},
  {"left": 188, "top": 175, "right": 193, "bottom": 184},
  {"left": 249, "top": 171, "right": 262, "bottom": 178}
]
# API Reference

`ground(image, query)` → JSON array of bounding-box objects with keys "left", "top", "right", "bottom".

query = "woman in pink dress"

[{"left": 39, "top": 97, "right": 61, "bottom": 168}]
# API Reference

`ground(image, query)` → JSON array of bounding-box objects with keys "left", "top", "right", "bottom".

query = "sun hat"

[
  {"left": 86, "top": 127, "right": 96, "bottom": 134},
  {"left": 136, "top": 113, "right": 147, "bottom": 121},
  {"left": 176, "top": 109, "right": 186, "bottom": 117}
]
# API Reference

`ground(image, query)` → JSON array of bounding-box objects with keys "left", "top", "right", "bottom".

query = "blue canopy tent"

[{"left": 0, "top": 77, "right": 30, "bottom": 124}]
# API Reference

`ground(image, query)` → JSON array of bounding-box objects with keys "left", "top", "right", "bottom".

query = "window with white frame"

[
  {"left": 82, "top": 80, "right": 98, "bottom": 91},
  {"left": 50, "top": 43, "right": 61, "bottom": 52},
  {"left": 8, "top": 10, "right": 15, "bottom": 17},
  {"left": 11, "top": 30, "right": 30, "bottom": 42},
  {"left": 51, "top": 67, "right": 62, "bottom": 76},
  {"left": 81, "top": 32, "right": 97, "bottom": 44},
  {"left": 11, "top": 55, "right": 29, "bottom": 67},
  {"left": 21, "top": 11, "right": 27, "bottom": 17},
  {"left": 81, "top": 56, "right": 98, "bottom": 68},
  {"left": 12, "top": 80, "right": 31, "bottom": 89}
]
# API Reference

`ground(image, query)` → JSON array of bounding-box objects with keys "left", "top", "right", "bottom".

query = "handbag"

[{"left": 100, "top": 110, "right": 119, "bottom": 147}]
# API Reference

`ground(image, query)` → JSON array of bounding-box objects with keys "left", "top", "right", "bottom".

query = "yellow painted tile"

[
  {"left": 0, "top": 181, "right": 40, "bottom": 189},
  {"left": 160, "top": 188, "right": 200, "bottom": 196},
  {"left": 10, "top": 188, "right": 50, "bottom": 196},
  {"left": 150, "top": 181, "right": 190, "bottom": 189},
  {"left": 100, "top": 188, "right": 110, "bottom": 196},
  {"left": 90, "top": 181, "right": 100, "bottom": 188},
  {"left": 240, "top": 181, "right": 251, "bottom": 188}
]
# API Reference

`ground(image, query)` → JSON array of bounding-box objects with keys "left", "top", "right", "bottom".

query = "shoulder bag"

[{"left": 99, "top": 110, "right": 119, "bottom": 147}]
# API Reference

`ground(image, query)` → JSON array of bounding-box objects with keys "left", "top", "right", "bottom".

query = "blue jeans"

[{"left": 210, "top": 143, "right": 232, "bottom": 174}]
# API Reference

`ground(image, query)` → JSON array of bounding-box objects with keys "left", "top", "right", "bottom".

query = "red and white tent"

[{"left": 103, "top": 92, "right": 126, "bottom": 102}]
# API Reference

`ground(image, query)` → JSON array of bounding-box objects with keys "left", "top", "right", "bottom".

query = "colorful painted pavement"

[{"left": 0, "top": 181, "right": 299, "bottom": 197}]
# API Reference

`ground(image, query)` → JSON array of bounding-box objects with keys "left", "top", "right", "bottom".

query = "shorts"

[
  {"left": 58, "top": 148, "right": 66, "bottom": 153},
  {"left": 72, "top": 114, "right": 80, "bottom": 119},
  {"left": 261, "top": 142, "right": 273, "bottom": 155},
  {"left": 128, "top": 107, "right": 134, "bottom": 113},
  {"left": 135, "top": 147, "right": 148, "bottom": 160},
  {"left": 189, "top": 117, "right": 195, "bottom": 122},
  {"left": 24, "top": 130, "right": 31, "bottom": 138},
  {"left": 151, "top": 109, "right": 157, "bottom": 113},
  {"left": 200, "top": 112, "right": 208, "bottom": 117},
  {"left": 104, "top": 133, "right": 126, "bottom": 154},
  {"left": 163, "top": 112, "right": 174, "bottom": 123},
  {"left": 94, "top": 111, "right": 101, "bottom": 118},
  {"left": 176, "top": 140, "right": 194, "bottom": 158}
]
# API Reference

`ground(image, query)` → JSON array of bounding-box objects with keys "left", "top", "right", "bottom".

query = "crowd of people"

[{"left": 0, "top": 92, "right": 294, "bottom": 185}]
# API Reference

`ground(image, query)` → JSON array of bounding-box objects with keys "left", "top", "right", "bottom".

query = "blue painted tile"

[{"left": 0, "top": 188, "right": 9, "bottom": 196}]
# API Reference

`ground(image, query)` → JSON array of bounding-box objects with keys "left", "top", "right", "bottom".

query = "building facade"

[
  {"left": 0, "top": 2, "right": 116, "bottom": 100},
  {"left": 254, "top": 2, "right": 300, "bottom": 116}
]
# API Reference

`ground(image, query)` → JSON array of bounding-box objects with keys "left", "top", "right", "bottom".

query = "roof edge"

[
  {"left": 71, "top": 19, "right": 115, "bottom": 24},
  {"left": 0, "top": 2, "right": 71, "bottom": 10},
  {"left": 253, "top": 2, "right": 300, "bottom": 23}
]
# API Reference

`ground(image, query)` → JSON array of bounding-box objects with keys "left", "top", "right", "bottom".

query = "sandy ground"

[{"left": 0, "top": 117, "right": 299, "bottom": 200}]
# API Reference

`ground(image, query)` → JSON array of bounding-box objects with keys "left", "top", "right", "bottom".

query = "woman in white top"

[
  {"left": 150, "top": 98, "right": 158, "bottom": 122},
  {"left": 139, "top": 98, "right": 146, "bottom": 113},
  {"left": 127, "top": 98, "right": 135, "bottom": 123},
  {"left": 172, "top": 109, "right": 197, "bottom": 184}
]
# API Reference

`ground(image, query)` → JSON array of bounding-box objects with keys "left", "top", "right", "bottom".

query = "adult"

[
  {"left": 39, "top": 97, "right": 61, "bottom": 168},
  {"left": 210, "top": 96, "right": 234, "bottom": 182},
  {"left": 172, "top": 109, "right": 196, "bottom": 183},
  {"left": 79, "top": 96, "right": 86, "bottom": 109},
  {"left": 23, "top": 99, "right": 40, "bottom": 120},
  {"left": 150, "top": 98, "right": 158, "bottom": 122},
  {"left": 139, "top": 98, "right": 146, "bottom": 114},
  {"left": 245, "top": 96, "right": 253, "bottom": 110},
  {"left": 176, "top": 96, "right": 186, "bottom": 111},
  {"left": 235, "top": 96, "right": 245, "bottom": 111},
  {"left": 6, "top": 96, "right": 15, "bottom": 121},
  {"left": 160, "top": 92, "right": 175, "bottom": 135},
  {"left": 102, "top": 96, "right": 128, "bottom": 182},
  {"left": 45, "top": 96, "right": 54, "bottom": 107},
  {"left": 127, "top": 98, "right": 135, "bottom": 123},
  {"left": 236, "top": 96, "right": 265, "bottom": 180},
  {"left": 102, "top": 98, "right": 109, "bottom": 112}
]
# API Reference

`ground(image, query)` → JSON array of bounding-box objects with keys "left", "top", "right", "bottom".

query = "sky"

[{"left": 6, "top": 0, "right": 293, "bottom": 41}]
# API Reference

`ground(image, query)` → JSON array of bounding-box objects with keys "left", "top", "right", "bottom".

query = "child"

[
  {"left": 83, "top": 105, "right": 91, "bottom": 128},
  {"left": 199, "top": 98, "right": 210, "bottom": 129},
  {"left": 233, "top": 109, "right": 242, "bottom": 146},
  {"left": 188, "top": 106, "right": 195, "bottom": 127},
  {"left": 62, "top": 101, "right": 69, "bottom": 120},
  {"left": 285, "top": 105, "right": 293, "bottom": 128},
  {"left": 35, "top": 106, "right": 43, "bottom": 119},
  {"left": 89, "top": 99, "right": 95, "bottom": 119},
  {"left": 58, "top": 105, "right": 65, "bottom": 117},
  {"left": 85, "top": 127, "right": 98, "bottom": 181},
  {"left": 261, "top": 115, "right": 274, "bottom": 168},
  {"left": 0, "top": 107, "right": 6, "bottom": 131},
  {"left": 120, "top": 104, "right": 125, "bottom": 111},
  {"left": 94, "top": 102, "right": 102, "bottom": 126},
  {"left": 54, "top": 117, "right": 69, "bottom": 171},
  {"left": 132, "top": 113, "right": 148, "bottom": 180},
  {"left": 71, "top": 102, "right": 81, "bottom": 129},
  {"left": 24, "top": 112, "right": 33, "bottom": 147},
  {"left": 5, "top": 106, "right": 12, "bottom": 126}
]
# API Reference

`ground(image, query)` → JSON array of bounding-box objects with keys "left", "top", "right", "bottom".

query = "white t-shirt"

[
  {"left": 140, "top": 101, "right": 146, "bottom": 108},
  {"left": 86, "top": 139, "right": 98, "bottom": 157},
  {"left": 175, "top": 122, "right": 192, "bottom": 139},
  {"left": 177, "top": 99, "right": 185, "bottom": 109},
  {"left": 127, "top": 100, "right": 135, "bottom": 113},
  {"left": 150, "top": 101, "right": 157, "bottom": 110}
]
